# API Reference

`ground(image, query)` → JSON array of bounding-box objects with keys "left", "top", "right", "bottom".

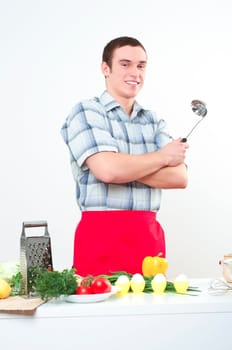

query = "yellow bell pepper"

[{"left": 142, "top": 254, "right": 168, "bottom": 278}]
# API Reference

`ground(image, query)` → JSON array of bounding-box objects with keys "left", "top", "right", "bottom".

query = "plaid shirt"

[{"left": 61, "top": 91, "right": 172, "bottom": 211}]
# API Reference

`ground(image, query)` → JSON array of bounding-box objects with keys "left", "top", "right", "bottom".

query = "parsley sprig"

[{"left": 10, "top": 268, "right": 78, "bottom": 301}]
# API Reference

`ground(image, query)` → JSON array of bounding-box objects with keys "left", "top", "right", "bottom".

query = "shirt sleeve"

[
  {"left": 61, "top": 100, "right": 118, "bottom": 168},
  {"left": 155, "top": 118, "right": 173, "bottom": 149},
  {"left": 145, "top": 110, "right": 173, "bottom": 149}
]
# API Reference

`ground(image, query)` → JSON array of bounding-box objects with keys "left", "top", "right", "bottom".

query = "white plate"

[{"left": 65, "top": 286, "right": 119, "bottom": 303}]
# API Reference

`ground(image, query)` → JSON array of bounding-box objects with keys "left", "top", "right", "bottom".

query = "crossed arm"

[{"left": 85, "top": 138, "right": 188, "bottom": 189}]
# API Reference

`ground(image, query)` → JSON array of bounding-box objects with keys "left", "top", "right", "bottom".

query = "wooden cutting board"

[{"left": 0, "top": 295, "right": 45, "bottom": 315}]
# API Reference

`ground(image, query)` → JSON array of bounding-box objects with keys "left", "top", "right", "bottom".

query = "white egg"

[
  {"left": 175, "top": 274, "right": 188, "bottom": 282},
  {"left": 131, "top": 273, "right": 144, "bottom": 282},
  {"left": 115, "top": 275, "right": 131, "bottom": 295},
  {"left": 152, "top": 273, "right": 166, "bottom": 283},
  {"left": 116, "top": 275, "right": 130, "bottom": 284}
]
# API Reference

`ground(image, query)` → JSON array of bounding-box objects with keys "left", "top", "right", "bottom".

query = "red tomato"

[
  {"left": 76, "top": 285, "right": 92, "bottom": 295},
  {"left": 91, "top": 277, "right": 112, "bottom": 294}
]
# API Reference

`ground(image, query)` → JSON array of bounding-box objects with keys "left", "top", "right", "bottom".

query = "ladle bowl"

[{"left": 181, "top": 100, "right": 207, "bottom": 142}]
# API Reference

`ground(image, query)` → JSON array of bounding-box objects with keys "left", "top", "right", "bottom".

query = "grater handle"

[{"left": 21, "top": 220, "right": 49, "bottom": 238}]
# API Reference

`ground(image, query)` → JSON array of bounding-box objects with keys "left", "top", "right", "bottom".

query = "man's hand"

[{"left": 158, "top": 138, "right": 189, "bottom": 167}]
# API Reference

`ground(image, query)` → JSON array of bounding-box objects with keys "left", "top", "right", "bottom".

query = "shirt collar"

[{"left": 99, "top": 90, "right": 145, "bottom": 117}]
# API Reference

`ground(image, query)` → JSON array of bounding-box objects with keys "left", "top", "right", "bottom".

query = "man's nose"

[{"left": 129, "top": 65, "right": 139, "bottom": 76}]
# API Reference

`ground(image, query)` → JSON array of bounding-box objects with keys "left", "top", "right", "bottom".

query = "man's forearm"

[
  {"left": 85, "top": 151, "right": 168, "bottom": 184},
  {"left": 85, "top": 139, "right": 188, "bottom": 184},
  {"left": 137, "top": 163, "right": 188, "bottom": 189}
]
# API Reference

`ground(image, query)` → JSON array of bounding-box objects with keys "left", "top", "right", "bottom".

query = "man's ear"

[{"left": 101, "top": 61, "right": 110, "bottom": 77}]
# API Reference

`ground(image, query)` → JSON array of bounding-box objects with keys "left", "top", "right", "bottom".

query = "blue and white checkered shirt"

[{"left": 61, "top": 91, "right": 172, "bottom": 211}]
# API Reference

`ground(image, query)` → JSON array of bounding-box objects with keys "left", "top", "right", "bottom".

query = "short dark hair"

[{"left": 102, "top": 36, "right": 147, "bottom": 68}]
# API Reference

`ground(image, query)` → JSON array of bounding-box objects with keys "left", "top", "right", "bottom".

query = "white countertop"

[
  {"left": 1, "top": 278, "right": 232, "bottom": 319},
  {"left": 1, "top": 278, "right": 232, "bottom": 350}
]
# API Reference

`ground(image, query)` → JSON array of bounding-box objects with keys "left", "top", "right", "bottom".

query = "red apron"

[{"left": 73, "top": 210, "right": 165, "bottom": 276}]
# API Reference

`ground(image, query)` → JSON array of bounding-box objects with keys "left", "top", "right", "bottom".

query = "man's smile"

[{"left": 125, "top": 80, "right": 140, "bottom": 85}]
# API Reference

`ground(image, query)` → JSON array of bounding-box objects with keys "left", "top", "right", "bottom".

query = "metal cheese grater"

[{"left": 20, "top": 220, "right": 53, "bottom": 295}]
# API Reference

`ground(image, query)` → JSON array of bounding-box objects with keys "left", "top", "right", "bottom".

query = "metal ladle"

[{"left": 181, "top": 100, "right": 207, "bottom": 142}]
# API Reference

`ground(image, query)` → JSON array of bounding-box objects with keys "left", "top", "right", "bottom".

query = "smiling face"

[{"left": 101, "top": 45, "right": 147, "bottom": 114}]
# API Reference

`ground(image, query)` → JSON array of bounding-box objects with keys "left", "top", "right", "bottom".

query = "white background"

[{"left": 0, "top": 0, "right": 231, "bottom": 278}]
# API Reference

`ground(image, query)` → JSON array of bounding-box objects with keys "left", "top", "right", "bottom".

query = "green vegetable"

[
  {"left": 0, "top": 260, "right": 20, "bottom": 282},
  {"left": 34, "top": 268, "right": 77, "bottom": 301},
  {"left": 9, "top": 268, "right": 78, "bottom": 300},
  {"left": 9, "top": 271, "right": 24, "bottom": 295}
]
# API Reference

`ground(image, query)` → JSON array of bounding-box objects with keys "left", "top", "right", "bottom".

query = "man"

[{"left": 61, "top": 36, "right": 188, "bottom": 276}]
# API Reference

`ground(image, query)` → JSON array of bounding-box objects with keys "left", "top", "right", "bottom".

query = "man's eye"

[
  {"left": 138, "top": 64, "right": 146, "bottom": 70},
  {"left": 121, "top": 62, "right": 129, "bottom": 67}
]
